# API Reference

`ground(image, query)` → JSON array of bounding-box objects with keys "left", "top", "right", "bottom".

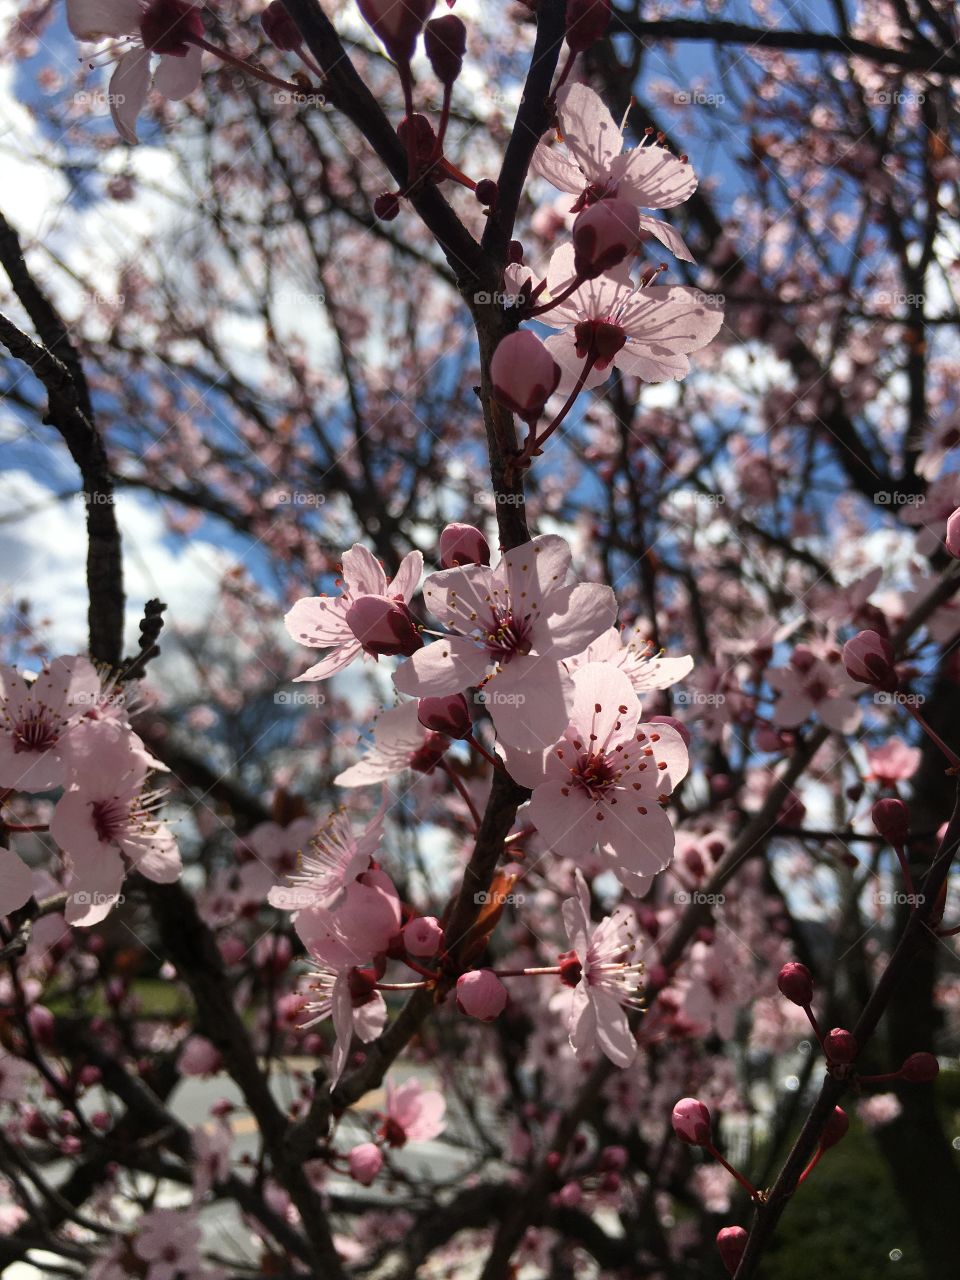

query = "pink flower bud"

[
  {"left": 348, "top": 1141, "right": 384, "bottom": 1185},
  {"left": 403, "top": 915, "right": 443, "bottom": 957},
  {"left": 418, "top": 693, "right": 472, "bottom": 739},
  {"left": 491, "top": 331, "right": 561, "bottom": 423},
  {"left": 554, "top": 1181, "right": 582, "bottom": 1208},
  {"left": 946, "top": 507, "right": 960, "bottom": 558},
  {"left": 374, "top": 192, "right": 401, "bottom": 221},
  {"left": 820, "top": 1106, "right": 849, "bottom": 1149},
  {"left": 572, "top": 198, "right": 640, "bottom": 279},
  {"left": 716, "top": 1226, "right": 748, "bottom": 1276},
  {"left": 91, "top": 1110, "right": 111, "bottom": 1131},
  {"left": 565, "top": 0, "right": 610, "bottom": 52},
  {"left": 824, "top": 1027, "right": 858, "bottom": 1065},
  {"left": 345, "top": 596, "right": 422, "bottom": 657},
  {"left": 409, "top": 730, "right": 450, "bottom": 773},
  {"left": 140, "top": 0, "right": 204, "bottom": 55},
  {"left": 598, "top": 1145, "right": 628, "bottom": 1172},
  {"left": 671, "top": 1097, "right": 712, "bottom": 1145},
  {"left": 900, "top": 1051, "right": 939, "bottom": 1083},
  {"left": 648, "top": 714, "right": 691, "bottom": 748},
  {"left": 357, "top": 0, "right": 435, "bottom": 64},
  {"left": 424, "top": 14, "right": 466, "bottom": 84},
  {"left": 261, "top": 0, "right": 302, "bottom": 50},
  {"left": 439, "top": 522, "right": 490, "bottom": 568},
  {"left": 842, "top": 629, "right": 898, "bottom": 692},
  {"left": 872, "top": 797, "right": 910, "bottom": 846},
  {"left": 455, "top": 969, "right": 507, "bottom": 1021},
  {"left": 777, "top": 961, "right": 814, "bottom": 1007},
  {"left": 178, "top": 1036, "right": 223, "bottom": 1077},
  {"left": 475, "top": 178, "right": 498, "bottom": 208}
]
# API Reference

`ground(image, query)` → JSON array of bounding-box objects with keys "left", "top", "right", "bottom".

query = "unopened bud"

[
  {"left": 455, "top": 969, "right": 507, "bottom": 1021},
  {"left": 374, "top": 191, "right": 401, "bottom": 221},
  {"left": 671, "top": 1097, "right": 712, "bottom": 1145},
  {"left": 345, "top": 596, "right": 422, "bottom": 657},
  {"left": 358, "top": 0, "right": 435, "bottom": 64},
  {"left": 842, "top": 629, "right": 898, "bottom": 692},
  {"left": 491, "top": 330, "right": 560, "bottom": 423},
  {"left": 820, "top": 1106, "right": 849, "bottom": 1150},
  {"left": 564, "top": 0, "right": 610, "bottom": 53},
  {"left": 777, "top": 961, "right": 814, "bottom": 1006},
  {"left": 716, "top": 1226, "right": 748, "bottom": 1277},
  {"left": 403, "top": 915, "right": 443, "bottom": 957},
  {"left": 439, "top": 522, "right": 490, "bottom": 568},
  {"left": 418, "top": 693, "right": 472, "bottom": 739},
  {"left": 900, "top": 1051, "right": 939, "bottom": 1083},
  {"left": 872, "top": 797, "right": 910, "bottom": 846},
  {"left": 946, "top": 507, "right": 960, "bottom": 558},
  {"left": 475, "top": 178, "right": 498, "bottom": 208},
  {"left": 261, "top": 0, "right": 302, "bottom": 51},
  {"left": 424, "top": 14, "right": 466, "bottom": 85},
  {"left": 572, "top": 198, "right": 640, "bottom": 279},
  {"left": 140, "top": 0, "right": 203, "bottom": 55},
  {"left": 824, "top": 1027, "right": 858, "bottom": 1065}
]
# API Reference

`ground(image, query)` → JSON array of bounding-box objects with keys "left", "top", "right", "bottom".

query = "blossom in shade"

[
  {"left": 490, "top": 331, "right": 561, "bottom": 423},
  {"left": 866, "top": 736, "right": 921, "bottom": 785},
  {"left": 394, "top": 534, "right": 617, "bottom": 751},
  {"left": 132, "top": 1206, "right": 203, "bottom": 1280},
  {"left": 381, "top": 1078, "right": 446, "bottom": 1145},
  {"left": 539, "top": 244, "right": 723, "bottom": 395},
  {"left": 766, "top": 646, "right": 861, "bottom": 733},
  {"left": 501, "top": 663, "right": 688, "bottom": 894},
  {"left": 66, "top": 0, "right": 205, "bottom": 145},
  {"left": 841, "top": 629, "right": 898, "bottom": 691},
  {"left": 267, "top": 809, "right": 383, "bottom": 914},
  {"left": 559, "top": 870, "right": 644, "bottom": 1067},
  {"left": 0, "top": 655, "right": 100, "bottom": 792},
  {"left": 50, "top": 731, "right": 180, "bottom": 926},
  {"left": 358, "top": 0, "right": 435, "bottom": 63},
  {"left": 571, "top": 198, "right": 640, "bottom": 278},
  {"left": 301, "top": 961, "right": 388, "bottom": 1087},
  {"left": 0, "top": 847, "right": 34, "bottom": 918},
  {"left": 335, "top": 701, "right": 450, "bottom": 786},
  {"left": 285, "top": 545, "right": 423, "bottom": 681},
  {"left": 531, "top": 83, "right": 698, "bottom": 261}
]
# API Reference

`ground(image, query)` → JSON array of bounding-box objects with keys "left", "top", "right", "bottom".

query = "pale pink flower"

[
  {"left": 560, "top": 870, "right": 644, "bottom": 1067},
  {"left": 301, "top": 962, "right": 388, "bottom": 1088},
  {"left": 502, "top": 663, "right": 688, "bottom": 894},
  {"left": 531, "top": 82, "right": 698, "bottom": 261},
  {"left": 67, "top": 0, "right": 205, "bottom": 145},
  {"left": 0, "top": 1052, "right": 35, "bottom": 1101},
  {"left": 268, "top": 809, "right": 383, "bottom": 914},
  {"left": 566, "top": 626, "right": 693, "bottom": 695},
  {"left": 382, "top": 1079, "right": 446, "bottom": 1145},
  {"left": 866, "top": 736, "right": 921, "bottom": 785},
  {"left": 335, "top": 701, "right": 449, "bottom": 786},
  {"left": 539, "top": 245, "right": 723, "bottom": 394},
  {"left": 767, "top": 647, "right": 861, "bottom": 733},
  {"left": 50, "top": 733, "right": 180, "bottom": 926},
  {"left": 133, "top": 1206, "right": 202, "bottom": 1280},
  {"left": 0, "top": 846, "right": 34, "bottom": 918},
  {"left": 191, "top": 1116, "right": 232, "bottom": 1202},
  {"left": 857, "top": 1093, "right": 902, "bottom": 1128},
  {"left": 916, "top": 412, "right": 960, "bottom": 480},
  {"left": 177, "top": 1035, "right": 222, "bottom": 1077},
  {"left": 0, "top": 655, "right": 100, "bottom": 792},
  {"left": 285, "top": 545, "right": 423, "bottom": 681},
  {"left": 394, "top": 534, "right": 616, "bottom": 752}
]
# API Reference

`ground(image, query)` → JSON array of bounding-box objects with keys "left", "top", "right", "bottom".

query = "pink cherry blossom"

[
  {"left": 0, "top": 846, "right": 34, "bottom": 918},
  {"left": 866, "top": 736, "right": 921, "bottom": 785},
  {"left": 532, "top": 83, "right": 697, "bottom": 261},
  {"left": 539, "top": 245, "right": 724, "bottom": 394},
  {"left": 403, "top": 915, "right": 443, "bottom": 957},
  {"left": 456, "top": 968, "right": 508, "bottom": 1020},
  {"left": 285, "top": 544, "right": 423, "bottom": 681},
  {"left": 67, "top": 0, "right": 205, "bottom": 145},
  {"left": 133, "top": 1206, "right": 204, "bottom": 1280},
  {"left": 335, "top": 701, "right": 450, "bottom": 787},
  {"left": 566, "top": 626, "right": 693, "bottom": 695},
  {"left": 0, "top": 655, "right": 100, "bottom": 792},
  {"left": 50, "top": 732, "right": 180, "bottom": 926},
  {"left": 394, "top": 534, "right": 617, "bottom": 751},
  {"left": 767, "top": 647, "right": 861, "bottom": 733},
  {"left": 301, "top": 962, "right": 388, "bottom": 1087},
  {"left": 268, "top": 809, "right": 382, "bottom": 914},
  {"left": 560, "top": 870, "right": 644, "bottom": 1067},
  {"left": 382, "top": 1078, "right": 446, "bottom": 1145},
  {"left": 502, "top": 663, "right": 688, "bottom": 894}
]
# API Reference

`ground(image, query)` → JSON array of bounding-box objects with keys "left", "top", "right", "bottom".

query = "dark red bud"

[
  {"left": 819, "top": 1106, "right": 849, "bottom": 1150},
  {"left": 777, "top": 961, "right": 814, "bottom": 1006},
  {"left": 374, "top": 192, "right": 401, "bottom": 221},
  {"left": 824, "top": 1027, "right": 858, "bottom": 1065},
  {"left": 872, "top": 797, "right": 910, "bottom": 846},
  {"left": 900, "top": 1052, "right": 939, "bottom": 1083},
  {"left": 716, "top": 1226, "right": 748, "bottom": 1277},
  {"left": 424, "top": 14, "right": 466, "bottom": 84}
]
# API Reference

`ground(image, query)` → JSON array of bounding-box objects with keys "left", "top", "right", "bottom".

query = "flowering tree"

[{"left": 0, "top": 0, "right": 959, "bottom": 1277}]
